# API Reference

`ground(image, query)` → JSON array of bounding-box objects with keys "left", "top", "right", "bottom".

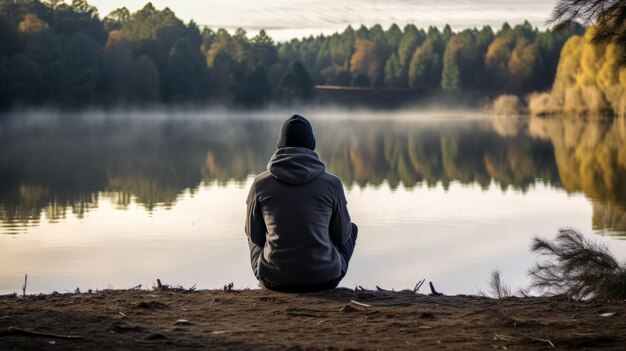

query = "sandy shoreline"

[{"left": 1, "top": 288, "right": 625, "bottom": 350}]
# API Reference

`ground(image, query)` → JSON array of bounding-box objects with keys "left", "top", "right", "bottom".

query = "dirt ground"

[{"left": 0, "top": 288, "right": 625, "bottom": 350}]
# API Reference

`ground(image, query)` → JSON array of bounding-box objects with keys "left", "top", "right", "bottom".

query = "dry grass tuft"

[{"left": 489, "top": 270, "right": 512, "bottom": 299}]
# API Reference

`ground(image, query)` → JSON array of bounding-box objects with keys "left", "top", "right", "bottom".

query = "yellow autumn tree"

[
  {"left": 350, "top": 39, "right": 380, "bottom": 85},
  {"left": 598, "top": 44, "right": 626, "bottom": 115},
  {"left": 485, "top": 37, "right": 511, "bottom": 88},
  {"left": 18, "top": 14, "right": 48, "bottom": 36},
  {"left": 529, "top": 27, "right": 626, "bottom": 116}
]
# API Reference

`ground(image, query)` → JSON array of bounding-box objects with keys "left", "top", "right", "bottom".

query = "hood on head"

[
  {"left": 267, "top": 147, "right": 326, "bottom": 185},
  {"left": 277, "top": 114, "right": 316, "bottom": 151}
]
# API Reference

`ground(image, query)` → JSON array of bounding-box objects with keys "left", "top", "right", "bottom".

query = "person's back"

[{"left": 245, "top": 115, "right": 357, "bottom": 292}]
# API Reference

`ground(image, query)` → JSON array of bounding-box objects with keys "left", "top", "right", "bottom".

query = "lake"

[{"left": 1, "top": 109, "right": 625, "bottom": 295}]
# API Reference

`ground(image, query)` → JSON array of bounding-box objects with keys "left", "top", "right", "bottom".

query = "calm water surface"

[{"left": 1, "top": 110, "right": 625, "bottom": 294}]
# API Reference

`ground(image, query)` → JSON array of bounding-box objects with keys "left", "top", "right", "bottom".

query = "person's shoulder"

[
  {"left": 319, "top": 171, "right": 344, "bottom": 188},
  {"left": 252, "top": 171, "right": 273, "bottom": 185},
  {"left": 248, "top": 171, "right": 273, "bottom": 198}
]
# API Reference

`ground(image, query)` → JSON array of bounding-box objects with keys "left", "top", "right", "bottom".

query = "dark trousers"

[{"left": 259, "top": 223, "right": 358, "bottom": 292}]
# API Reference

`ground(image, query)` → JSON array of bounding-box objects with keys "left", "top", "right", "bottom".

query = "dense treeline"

[
  {"left": 0, "top": 0, "right": 283, "bottom": 109},
  {"left": 0, "top": 0, "right": 582, "bottom": 111},
  {"left": 279, "top": 21, "right": 580, "bottom": 96},
  {"left": 528, "top": 27, "right": 626, "bottom": 117}
]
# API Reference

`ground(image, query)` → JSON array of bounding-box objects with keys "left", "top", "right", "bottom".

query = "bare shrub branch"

[
  {"left": 530, "top": 228, "right": 626, "bottom": 299},
  {"left": 551, "top": 1, "right": 626, "bottom": 66},
  {"left": 489, "top": 270, "right": 512, "bottom": 299}
]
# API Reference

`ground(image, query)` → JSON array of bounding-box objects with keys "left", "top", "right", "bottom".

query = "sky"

[{"left": 83, "top": 0, "right": 557, "bottom": 41}]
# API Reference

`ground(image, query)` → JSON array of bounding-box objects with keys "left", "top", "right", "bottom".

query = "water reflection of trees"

[
  {"left": 0, "top": 119, "right": 276, "bottom": 231},
  {"left": 315, "top": 121, "right": 559, "bottom": 191},
  {"left": 529, "top": 117, "right": 626, "bottom": 234},
  {"left": 1, "top": 117, "right": 625, "bottom": 236}
]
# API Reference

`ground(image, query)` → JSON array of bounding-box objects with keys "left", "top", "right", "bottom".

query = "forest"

[{"left": 0, "top": 0, "right": 584, "bottom": 111}]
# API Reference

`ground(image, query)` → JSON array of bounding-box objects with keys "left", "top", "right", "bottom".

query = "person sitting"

[{"left": 245, "top": 114, "right": 358, "bottom": 292}]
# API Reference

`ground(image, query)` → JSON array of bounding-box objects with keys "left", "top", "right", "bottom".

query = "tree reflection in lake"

[
  {"left": 317, "top": 119, "right": 559, "bottom": 190},
  {"left": 0, "top": 119, "right": 276, "bottom": 231},
  {"left": 529, "top": 117, "right": 626, "bottom": 235},
  {"left": 0, "top": 114, "right": 625, "bottom": 237}
]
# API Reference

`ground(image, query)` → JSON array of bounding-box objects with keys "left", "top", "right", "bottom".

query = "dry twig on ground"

[{"left": 21, "top": 275, "right": 27, "bottom": 298}]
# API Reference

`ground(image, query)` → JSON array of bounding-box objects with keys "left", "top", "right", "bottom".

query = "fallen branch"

[
  {"left": 152, "top": 279, "right": 195, "bottom": 292},
  {"left": 21, "top": 274, "right": 27, "bottom": 298},
  {"left": 522, "top": 334, "right": 555, "bottom": 348},
  {"left": 429, "top": 281, "right": 443, "bottom": 296},
  {"left": 457, "top": 308, "right": 490, "bottom": 319},
  {"left": 493, "top": 333, "right": 517, "bottom": 342},
  {"left": 414, "top": 279, "right": 426, "bottom": 293},
  {"left": 375, "top": 302, "right": 414, "bottom": 307},
  {"left": 6, "top": 327, "right": 82, "bottom": 339},
  {"left": 156, "top": 279, "right": 167, "bottom": 290},
  {"left": 367, "top": 296, "right": 394, "bottom": 301},
  {"left": 350, "top": 300, "right": 372, "bottom": 308}
]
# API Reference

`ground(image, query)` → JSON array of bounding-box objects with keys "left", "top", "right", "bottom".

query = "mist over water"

[{"left": 1, "top": 109, "right": 625, "bottom": 295}]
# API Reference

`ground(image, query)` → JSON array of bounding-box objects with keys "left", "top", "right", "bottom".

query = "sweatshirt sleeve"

[
  {"left": 329, "top": 179, "right": 352, "bottom": 247},
  {"left": 245, "top": 182, "right": 266, "bottom": 249}
]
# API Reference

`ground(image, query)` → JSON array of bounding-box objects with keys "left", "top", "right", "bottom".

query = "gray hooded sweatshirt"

[{"left": 245, "top": 147, "right": 353, "bottom": 286}]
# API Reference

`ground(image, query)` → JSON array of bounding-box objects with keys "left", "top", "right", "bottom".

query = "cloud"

[
  {"left": 88, "top": 0, "right": 556, "bottom": 41},
  {"left": 196, "top": 0, "right": 555, "bottom": 30}
]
